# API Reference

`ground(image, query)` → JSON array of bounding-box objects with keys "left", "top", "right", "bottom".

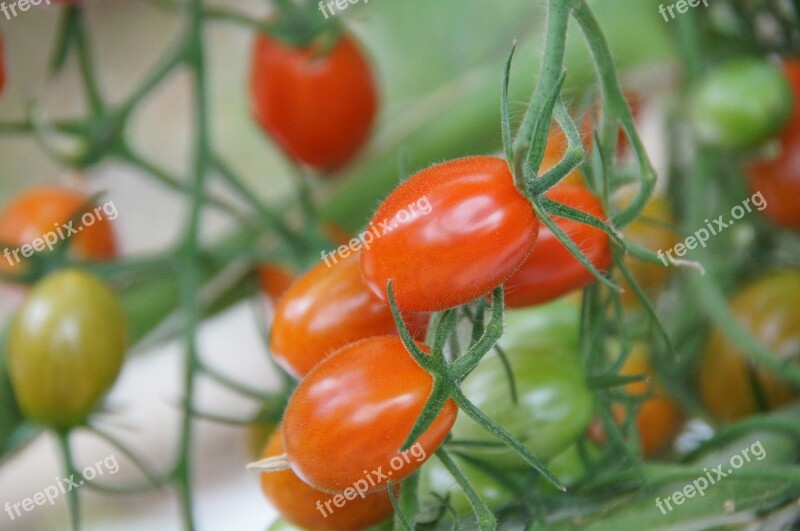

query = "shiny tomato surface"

[
  {"left": 281, "top": 336, "right": 456, "bottom": 493},
  {"left": 361, "top": 156, "right": 539, "bottom": 312},
  {"left": 270, "top": 252, "right": 427, "bottom": 378},
  {"left": 260, "top": 431, "right": 393, "bottom": 530},
  {"left": 250, "top": 32, "right": 377, "bottom": 172}
]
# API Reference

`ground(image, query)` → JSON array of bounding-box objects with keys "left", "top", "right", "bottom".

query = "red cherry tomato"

[
  {"left": 746, "top": 59, "right": 800, "bottom": 231},
  {"left": 504, "top": 184, "right": 611, "bottom": 308},
  {"left": 0, "top": 186, "right": 117, "bottom": 274},
  {"left": 281, "top": 336, "right": 457, "bottom": 493},
  {"left": 361, "top": 156, "right": 538, "bottom": 312},
  {"left": 270, "top": 252, "right": 427, "bottom": 379},
  {"left": 260, "top": 431, "right": 394, "bottom": 530},
  {"left": 250, "top": 32, "right": 377, "bottom": 172}
]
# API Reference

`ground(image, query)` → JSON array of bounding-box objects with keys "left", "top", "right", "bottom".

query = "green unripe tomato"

[
  {"left": 499, "top": 299, "right": 580, "bottom": 352},
  {"left": 689, "top": 58, "right": 793, "bottom": 149},
  {"left": 451, "top": 302, "right": 595, "bottom": 469},
  {"left": 418, "top": 457, "right": 519, "bottom": 518},
  {"left": 7, "top": 269, "right": 127, "bottom": 429}
]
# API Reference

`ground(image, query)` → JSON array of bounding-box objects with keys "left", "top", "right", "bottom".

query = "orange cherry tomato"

[
  {"left": 621, "top": 346, "right": 683, "bottom": 457},
  {"left": 260, "top": 431, "right": 394, "bottom": 530},
  {"left": 589, "top": 345, "right": 683, "bottom": 458},
  {"left": 270, "top": 252, "right": 427, "bottom": 379},
  {"left": 281, "top": 336, "right": 456, "bottom": 493},
  {"left": 504, "top": 183, "right": 611, "bottom": 308},
  {"left": 250, "top": 32, "right": 377, "bottom": 172},
  {"left": 0, "top": 186, "right": 117, "bottom": 274},
  {"left": 698, "top": 271, "right": 800, "bottom": 422}
]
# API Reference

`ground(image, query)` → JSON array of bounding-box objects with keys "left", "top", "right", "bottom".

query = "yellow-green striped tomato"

[{"left": 7, "top": 269, "right": 126, "bottom": 429}]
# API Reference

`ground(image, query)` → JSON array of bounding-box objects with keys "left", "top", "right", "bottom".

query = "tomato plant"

[
  {"left": 450, "top": 303, "right": 595, "bottom": 468},
  {"left": 259, "top": 430, "right": 394, "bottom": 530},
  {"left": 269, "top": 252, "right": 427, "bottom": 378},
  {"left": 361, "top": 156, "right": 539, "bottom": 312},
  {"left": 698, "top": 271, "right": 800, "bottom": 422},
  {"left": 6, "top": 269, "right": 127, "bottom": 429},
  {"left": 279, "top": 336, "right": 457, "bottom": 493},
  {"left": 504, "top": 183, "right": 611, "bottom": 308},
  {"left": 0, "top": 186, "right": 117, "bottom": 274},
  {"left": 250, "top": 31, "right": 377, "bottom": 172},
  {"left": 746, "top": 59, "right": 800, "bottom": 231},
  {"left": 689, "top": 58, "right": 793, "bottom": 149}
]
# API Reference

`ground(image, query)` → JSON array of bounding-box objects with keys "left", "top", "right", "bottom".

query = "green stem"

[
  {"left": 573, "top": 1, "right": 657, "bottom": 227},
  {"left": 512, "top": 0, "right": 576, "bottom": 155},
  {"left": 73, "top": 6, "right": 104, "bottom": 114},
  {"left": 213, "top": 156, "right": 307, "bottom": 257},
  {"left": 450, "top": 387, "right": 564, "bottom": 491},
  {"left": 172, "top": 0, "right": 209, "bottom": 527},
  {"left": 57, "top": 430, "right": 83, "bottom": 531},
  {"left": 436, "top": 448, "right": 497, "bottom": 531},
  {"left": 118, "top": 147, "right": 251, "bottom": 224}
]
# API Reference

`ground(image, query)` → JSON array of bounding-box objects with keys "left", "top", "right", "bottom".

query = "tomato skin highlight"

[
  {"left": 281, "top": 336, "right": 457, "bottom": 493},
  {"left": 0, "top": 186, "right": 117, "bottom": 274},
  {"left": 503, "top": 184, "right": 610, "bottom": 308},
  {"left": 7, "top": 270, "right": 127, "bottom": 429},
  {"left": 260, "top": 431, "right": 394, "bottom": 530},
  {"left": 250, "top": 32, "right": 377, "bottom": 172},
  {"left": 270, "top": 252, "right": 427, "bottom": 379},
  {"left": 361, "top": 156, "right": 539, "bottom": 312},
  {"left": 698, "top": 271, "right": 800, "bottom": 422},
  {"left": 746, "top": 59, "right": 800, "bottom": 231}
]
